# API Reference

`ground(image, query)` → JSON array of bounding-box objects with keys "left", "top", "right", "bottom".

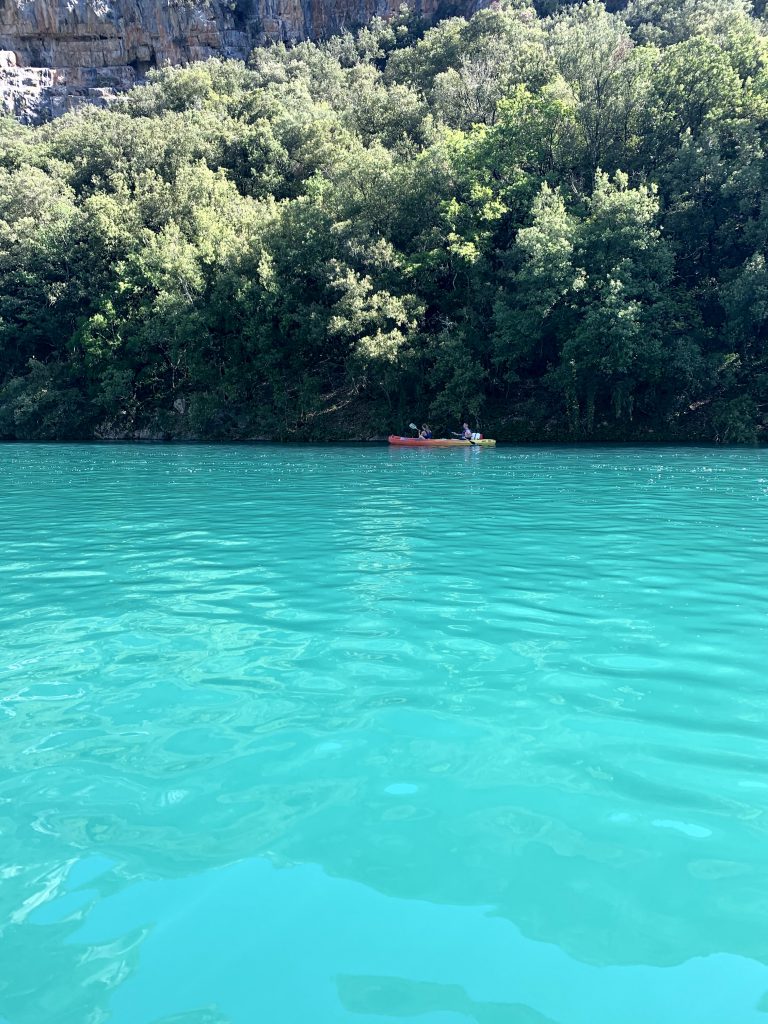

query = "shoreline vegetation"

[{"left": 2, "top": 0, "right": 768, "bottom": 444}]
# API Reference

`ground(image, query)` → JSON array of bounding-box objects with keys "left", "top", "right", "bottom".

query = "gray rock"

[{"left": 0, "top": 0, "right": 475, "bottom": 123}]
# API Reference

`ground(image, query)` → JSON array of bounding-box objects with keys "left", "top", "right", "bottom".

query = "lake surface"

[{"left": 1, "top": 443, "right": 767, "bottom": 1024}]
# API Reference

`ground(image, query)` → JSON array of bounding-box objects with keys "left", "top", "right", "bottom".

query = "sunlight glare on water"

[{"left": 1, "top": 443, "right": 768, "bottom": 1024}]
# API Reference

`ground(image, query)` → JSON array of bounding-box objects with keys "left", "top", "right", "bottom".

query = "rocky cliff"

[{"left": 0, "top": 0, "right": 451, "bottom": 122}]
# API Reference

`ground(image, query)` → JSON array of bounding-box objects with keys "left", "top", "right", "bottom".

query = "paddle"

[{"left": 410, "top": 422, "right": 433, "bottom": 440}]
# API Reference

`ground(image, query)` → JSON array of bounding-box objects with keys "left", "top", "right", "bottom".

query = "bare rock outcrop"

[
  {"left": 0, "top": 0, "right": 459, "bottom": 122},
  {"left": 1, "top": 0, "right": 255, "bottom": 120}
]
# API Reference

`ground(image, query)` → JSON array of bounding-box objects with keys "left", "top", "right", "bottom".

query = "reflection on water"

[
  {"left": 337, "top": 976, "right": 560, "bottom": 1024},
  {"left": 1, "top": 443, "right": 768, "bottom": 1024},
  {"left": 9, "top": 858, "right": 768, "bottom": 1024}
]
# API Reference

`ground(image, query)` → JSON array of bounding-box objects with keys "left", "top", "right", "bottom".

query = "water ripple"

[{"left": 1, "top": 443, "right": 768, "bottom": 1024}]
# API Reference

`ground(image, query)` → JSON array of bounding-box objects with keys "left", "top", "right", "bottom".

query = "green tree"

[{"left": 549, "top": 1, "right": 653, "bottom": 174}]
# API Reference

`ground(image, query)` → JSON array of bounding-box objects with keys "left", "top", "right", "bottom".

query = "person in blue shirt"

[{"left": 419, "top": 424, "right": 433, "bottom": 439}]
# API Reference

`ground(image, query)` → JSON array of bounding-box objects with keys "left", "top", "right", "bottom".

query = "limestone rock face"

[
  {"left": 0, "top": 0, "right": 462, "bottom": 122},
  {"left": 0, "top": 0, "right": 255, "bottom": 120},
  {"left": 1, "top": 47, "right": 135, "bottom": 120}
]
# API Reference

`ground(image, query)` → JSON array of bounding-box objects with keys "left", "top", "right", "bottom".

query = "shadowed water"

[{"left": 1, "top": 443, "right": 767, "bottom": 1024}]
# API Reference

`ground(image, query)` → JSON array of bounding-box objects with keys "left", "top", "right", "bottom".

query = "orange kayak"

[{"left": 388, "top": 435, "right": 496, "bottom": 447}]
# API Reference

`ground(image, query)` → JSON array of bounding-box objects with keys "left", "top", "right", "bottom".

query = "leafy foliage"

[{"left": 1, "top": 0, "right": 768, "bottom": 440}]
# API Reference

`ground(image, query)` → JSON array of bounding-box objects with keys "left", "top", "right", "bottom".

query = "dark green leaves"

[{"left": 0, "top": 0, "right": 766, "bottom": 440}]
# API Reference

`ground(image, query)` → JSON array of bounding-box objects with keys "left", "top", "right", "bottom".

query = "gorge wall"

[{"left": 0, "top": 0, "right": 460, "bottom": 122}]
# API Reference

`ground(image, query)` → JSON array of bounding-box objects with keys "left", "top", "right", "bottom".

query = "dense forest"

[{"left": 1, "top": 0, "right": 767, "bottom": 441}]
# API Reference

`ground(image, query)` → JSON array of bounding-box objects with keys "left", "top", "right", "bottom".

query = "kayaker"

[
  {"left": 460, "top": 422, "right": 472, "bottom": 440},
  {"left": 419, "top": 424, "right": 433, "bottom": 439}
]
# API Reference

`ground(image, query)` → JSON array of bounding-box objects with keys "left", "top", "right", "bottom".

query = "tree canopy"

[{"left": 1, "top": 0, "right": 767, "bottom": 441}]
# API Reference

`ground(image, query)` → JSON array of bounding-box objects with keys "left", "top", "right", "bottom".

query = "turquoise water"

[{"left": 1, "top": 443, "right": 768, "bottom": 1024}]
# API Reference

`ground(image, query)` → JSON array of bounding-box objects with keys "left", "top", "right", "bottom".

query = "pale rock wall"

[
  {"left": 0, "top": 0, "right": 253, "bottom": 120},
  {"left": 0, "top": 0, "right": 458, "bottom": 122}
]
